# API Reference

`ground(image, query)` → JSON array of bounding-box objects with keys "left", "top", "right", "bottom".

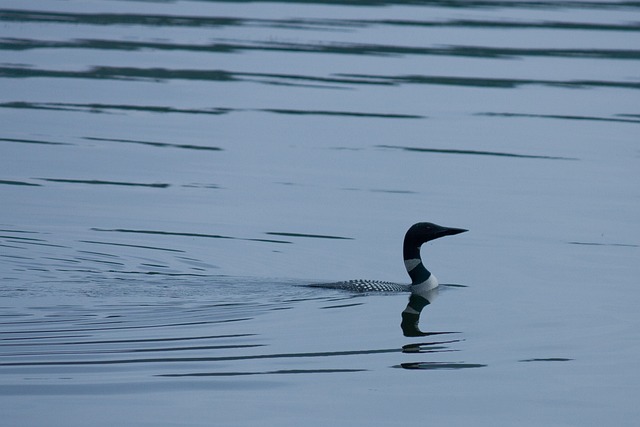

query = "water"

[{"left": 1, "top": 0, "right": 639, "bottom": 425}]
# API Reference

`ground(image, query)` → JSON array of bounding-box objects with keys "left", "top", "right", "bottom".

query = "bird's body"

[{"left": 308, "top": 279, "right": 410, "bottom": 293}]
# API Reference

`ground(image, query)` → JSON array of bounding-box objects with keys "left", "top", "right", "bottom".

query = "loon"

[
  {"left": 309, "top": 222, "right": 467, "bottom": 294},
  {"left": 309, "top": 222, "right": 467, "bottom": 337}
]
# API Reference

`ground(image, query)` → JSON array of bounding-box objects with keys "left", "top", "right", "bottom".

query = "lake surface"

[{"left": 1, "top": 0, "right": 639, "bottom": 425}]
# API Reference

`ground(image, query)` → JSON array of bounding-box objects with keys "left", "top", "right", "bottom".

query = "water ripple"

[
  {"left": 479, "top": 112, "right": 640, "bottom": 124},
  {"left": 4, "top": 37, "right": 639, "bottom": 61},
  {"left": 378, "top": 144, "right": 578, "bottom": 160},
  {"left": 0, "top": 102, "right": 421, "bottom": 120},
  {"left": 2, "top": 6, "right": 639, "bottom": 31},
  {"left": 91, "top": 228, "right": 292, "bottom": 244},
  {"left": 3, "top": 66, "right": 638, "bottom": 90},
  {"left": 265, "top": 232, "right": 353, "bottom": 240},
  {"left": 37, "top": 178, "right": 171, "bottom": 188},
  {"left": 83, "top": 136, "right": 223, "bottom": 151},
  {"left": 0, "top": 180, "right": 41, "bottom": 187},
  {"left": 0, "top": 137, "right": 71, "bottom": 146}
]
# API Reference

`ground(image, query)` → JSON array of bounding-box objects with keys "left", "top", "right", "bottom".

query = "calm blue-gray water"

[{"left": 1, "top": 1, "right": 639, "bottom": 425}]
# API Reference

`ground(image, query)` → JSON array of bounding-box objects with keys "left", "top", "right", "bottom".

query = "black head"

[{"left": 404, "top": 222, "right": 467, "bottom": 248}]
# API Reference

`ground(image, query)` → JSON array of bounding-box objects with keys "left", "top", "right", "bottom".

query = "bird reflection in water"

[
  {"left": 401, "top": 286, "right": 440, "bottom": 337},
  {"left": 399, "top": 286, "right": 486, "bottom": 370}
]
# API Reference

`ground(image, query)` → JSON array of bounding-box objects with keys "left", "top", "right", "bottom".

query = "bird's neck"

[{"left": 403, "top": 244, "right": 432, "bottom": 285}]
